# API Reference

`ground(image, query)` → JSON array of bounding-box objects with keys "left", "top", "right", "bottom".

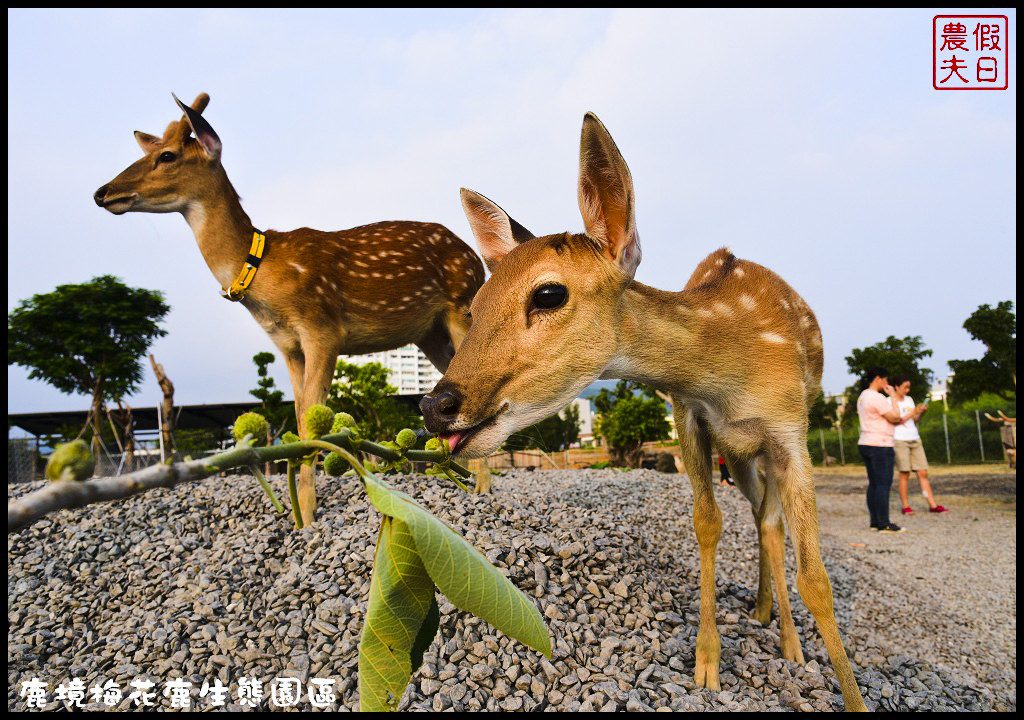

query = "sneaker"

[
  {"left": 901, "top": 506, "right": 914, "bottom": 515},
  {"left": 929, "top": 505, "right": 948, "bottom": 513},
  {"left": 878, "top": 523, "right": 905, "bottom": 533}
]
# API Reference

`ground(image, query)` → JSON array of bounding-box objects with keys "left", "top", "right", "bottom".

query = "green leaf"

[
  {"left": 363, "top": 475, "right": 551, "bottom": 658},
  {"left": 359, "top": 516, "right": 437, "bottom": 712}
]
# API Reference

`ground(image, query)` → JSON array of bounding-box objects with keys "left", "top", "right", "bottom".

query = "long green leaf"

[
  {"left": 358, "top": 516, "right": 437, "bottom": 712},
  {"left": 363, "top": 475, "right": 551, "bottom": 658}
]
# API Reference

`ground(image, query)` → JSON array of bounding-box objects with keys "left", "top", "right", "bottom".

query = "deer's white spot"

[
  {"left": 800, "top": 315, "right": 811, "bottom": 327},
  {"left": 739, "top": 294, "right": 756, "bottom": 310},
  {"left": 779, "top": 299, "right": 791, "bottom": 310},
  {"left": 288, "top": 262, "right": 307, "bottom": 273},
  {"left": 761, "top": 332, "right": 787, "bottom": 344},
  {"left": 733, "top": 267, "right": 745, "bottom": 278},
  {"left": 713, "top": 302, "right": 733, "bottom": 317},
  {"left": 715, "top": 258, "right": 724, "bottom": 266},
  {"left": 696, "top": 308, "right": 714, "bottom": 318}
]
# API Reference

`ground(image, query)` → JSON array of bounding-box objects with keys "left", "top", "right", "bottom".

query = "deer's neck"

[
  {"left": 604, "top": 282, "right": 704, "bottom": 394},
  {"left": 181, "top": 172, "right": 254, "bottom": 290}
]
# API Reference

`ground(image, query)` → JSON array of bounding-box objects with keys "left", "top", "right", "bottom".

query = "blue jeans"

[{"left": 859, "top": 444, "right": 894, "bottom": 528}]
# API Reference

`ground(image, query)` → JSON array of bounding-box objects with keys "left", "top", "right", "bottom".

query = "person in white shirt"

[{"left": 891, "top": 376, "right": 947, "bottom": 515}]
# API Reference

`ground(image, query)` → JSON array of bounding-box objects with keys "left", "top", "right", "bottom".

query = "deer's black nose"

[
  {"left": 420, "top": 390, "right": 462, "bottom": 430},
  {"left": 93, "top": 185, "right": 109, "bottom": 207}
]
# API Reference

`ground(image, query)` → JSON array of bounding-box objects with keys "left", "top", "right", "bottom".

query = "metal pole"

[
  {"left": 819, "top": 428, "right": 826, "bottom": 464},
  {"left": 157, "top": 402, "right": 166, "bottom": 464},
  {"left": 838, "top": 423, "right": 845, "bottom": 464},
  {"left": 943, "top": 412, "right": 951, "bottom": 464},
  {"left": 975, "top": 410, "right": 985, "bottom": 462}
]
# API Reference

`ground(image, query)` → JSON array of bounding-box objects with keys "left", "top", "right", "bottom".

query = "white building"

[
  {"left": 570, "top": 397, "right": 595, "bottom": 445},
  {"left": 339, "top": 344, "right": 443, "bottom": 395}
]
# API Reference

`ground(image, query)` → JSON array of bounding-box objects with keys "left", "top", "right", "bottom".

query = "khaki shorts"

[{"left": 894, "top": 438, "right": 928, "bottom": 472}]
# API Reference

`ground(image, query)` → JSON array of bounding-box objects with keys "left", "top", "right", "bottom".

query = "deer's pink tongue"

[{"left": 444, "top": 433, "right": 465, "bottom": 454}]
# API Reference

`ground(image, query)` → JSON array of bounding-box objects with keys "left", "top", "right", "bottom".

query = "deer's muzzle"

[
  {"left": 93, "top": 185, "right": 138, "bottom": 214},
  {"left": 420, "top": 390, "right": 462, "bottom": 432}
]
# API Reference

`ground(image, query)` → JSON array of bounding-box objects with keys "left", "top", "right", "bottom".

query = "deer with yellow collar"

[
  {"left": 95, "top": 94, "right": 484, "bottom": 525},
  {"left": 420, "top": 113, "right": 867, "bottom": 711}
]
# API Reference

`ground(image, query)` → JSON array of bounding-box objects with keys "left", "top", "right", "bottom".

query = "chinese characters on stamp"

[{"left": 934, "top": 15, "right": 1009, "bottom": 90}]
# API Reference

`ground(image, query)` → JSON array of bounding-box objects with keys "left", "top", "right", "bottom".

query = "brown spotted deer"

[
  {"left": 420, "top": 113, "right": 867, "bottom": 711},
  {"left": 94, "top": 93, "right": 484, "bottom": 524}
]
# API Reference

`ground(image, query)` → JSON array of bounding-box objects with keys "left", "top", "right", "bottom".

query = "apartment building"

[{"left": 339, "top": 344, "right": 443, "bottom": 395}]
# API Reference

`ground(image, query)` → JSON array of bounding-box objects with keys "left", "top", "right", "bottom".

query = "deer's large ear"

[
  {"left": 173, "top": 92, "right": 221, "bottom": 161},
  {"left": 578, "top": 112, "right": 641, "bottom": 278},
  {"left": 460, "top": 188, "right": 534, "bottom": 272},
  {"left": 134, "top": 131, "right": 161, "bottom": 153}
]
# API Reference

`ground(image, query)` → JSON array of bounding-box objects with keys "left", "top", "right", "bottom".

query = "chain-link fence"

[
  {"left": 8, "top": 438, "right": 39, "bottom": 484},
  {"left": 807, "top": 408, "right": 1015, "bottom": 466}
]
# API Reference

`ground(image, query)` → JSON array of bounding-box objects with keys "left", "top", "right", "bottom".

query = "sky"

[{"left": 7, "top": 9, "right": 1017, "bottom": 424}]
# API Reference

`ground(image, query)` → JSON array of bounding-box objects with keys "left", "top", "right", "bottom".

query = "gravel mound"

[{"left": 8, "top": 469, "right": 1014, "bottom": 711}]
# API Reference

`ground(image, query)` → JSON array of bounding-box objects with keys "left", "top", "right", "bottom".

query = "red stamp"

[{"left": 934, "top": 15, "right": 1009, "bottom": 90}]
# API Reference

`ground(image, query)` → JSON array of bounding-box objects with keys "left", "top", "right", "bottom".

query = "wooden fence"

[{"left": 464, "top": 442, "right": 681, "bottom": 474}]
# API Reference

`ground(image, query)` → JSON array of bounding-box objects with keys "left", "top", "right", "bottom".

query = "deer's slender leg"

[
  {"left": 733, "top": 456, "right": 804, "bottom": 664},
  {"left": 771, "top": 442, "right": 867, "bottom": 711},
  {"left": 416, "top": 323, "right": 455, "bottom": 374},
  {"left": 674, "top": 403, "right": 722, "bottom": 691},
  {"left": 296, "top": 345, "right": 338, "bottom": 525},
  {"left": 280, "top": 351, "right": 307, "bottom": 527},
  {"left": 728, "top": 457, "right": 773, "bottom": 626}
]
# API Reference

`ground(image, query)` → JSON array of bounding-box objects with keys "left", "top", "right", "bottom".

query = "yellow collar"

[{"left": 221, "top": 229, "right": 266, "bottom": 301}]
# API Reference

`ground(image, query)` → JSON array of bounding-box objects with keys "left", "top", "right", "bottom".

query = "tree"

[
  {"left": 249, "top": 351, "right": 296, "bottom": 444},
  {"left": 594, "top": 380, "right": 672, "bottom": 468},
  {"left": 808, "top": 392, "right": 839, "bottom": 430},
  {"left": 326, "top": 360, "right": 420, "bottom": 440},
  {"left": 8, "top": 276, "right": 170, "bottom": 459},
  {"left": 843, "top": 336, "right": 933, "bottom": 422},
  {"left": 948, "top": 301, "right": 1016, "bottom": 403}
]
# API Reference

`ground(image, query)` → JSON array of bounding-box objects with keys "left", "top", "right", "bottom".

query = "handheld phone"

[{"left": 920, "top": 396, "right": 931, "bottom": 407}]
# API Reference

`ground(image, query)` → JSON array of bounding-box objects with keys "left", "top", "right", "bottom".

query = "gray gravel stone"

[{"left": 7, "top": 469, "right": 1014, "bottom": 712}]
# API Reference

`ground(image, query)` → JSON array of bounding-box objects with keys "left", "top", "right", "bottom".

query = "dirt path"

[{"left": 809, "top": 465, "right": 1016, "bottom": 707}]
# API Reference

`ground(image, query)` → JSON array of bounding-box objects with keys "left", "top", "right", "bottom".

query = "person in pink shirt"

[{"left": 856, "top": 366, "right": 905, "bottom": 532}]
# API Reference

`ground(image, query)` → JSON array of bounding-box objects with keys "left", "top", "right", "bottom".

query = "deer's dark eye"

[
  {"left": 158, "top": 151, "right": 177, "bottom": 163},
  {"left": 531, "top": 283, "right": 568, "bottom": 312}
]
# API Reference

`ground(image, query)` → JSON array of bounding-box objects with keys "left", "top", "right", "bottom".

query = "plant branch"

[{"left": 10, "top": 433, "right": 470, "bottom": 534}]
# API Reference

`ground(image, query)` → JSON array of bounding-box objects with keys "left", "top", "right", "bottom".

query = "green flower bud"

[
  {"left": 304, "top": 404, "right": 335, "bottom": 439},
  {"left": 323, "top": 451, "right": 350, "bottom": 477},
  {"left": 396, "top": 428, "right": 418, "bottom": 450},
  {"left": 281, "top": 431, "right": 301, "bottom": 445},
  {"left": 233, "top": 412, "right": 270, "bottom": 444},
  {"left": 45, "top": 440, "right": 95, "bottom": 482},
  {"left": 331, "top": 412, "right": 357, "bottom": 434},
  {"left": 424, "top": 437, "right": 444, "bottom": 453}
]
